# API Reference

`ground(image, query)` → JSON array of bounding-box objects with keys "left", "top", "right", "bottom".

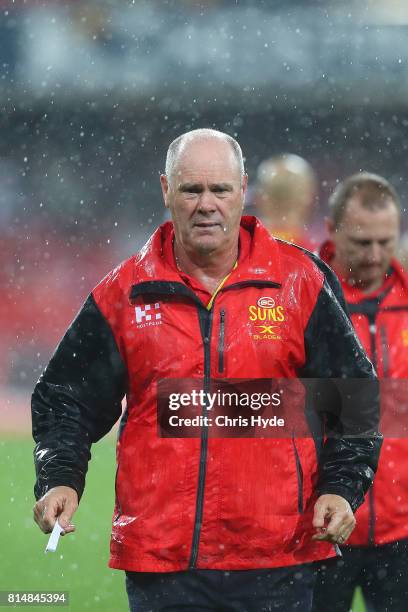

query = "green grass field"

[
  {"left": 0, "top": 436, "right": 127, "bottom": 611},
  {"left": 0, "top": 437, "right": 366, "bottom": 611}
]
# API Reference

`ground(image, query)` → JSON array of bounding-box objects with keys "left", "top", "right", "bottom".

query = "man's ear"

[
  {"left": 160, "top": 174, "right": 170, "bottom": 208},
  {"left": 241, "top": 174, "right": 248, "bottom": 210},
  {"left": 242, "top": 173, "right": 248, "bottom": 197}
]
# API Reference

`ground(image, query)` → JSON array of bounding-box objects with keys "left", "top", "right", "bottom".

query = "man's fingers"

[
  {"left": 58, "top": 501, "right": 77, "bottom": 534},
  {"left": 312, "top": 512, "right": 356, "bottom": 542},
  {"left": 32, "top": 486, "right": 79, "bottom": 535},
  {"left": 336, "top": 518, "right": 356, "bottom": 544},
  {"left": 58, "top": 516, "right": 76, "bottom": 536},
  {"left": 312, "top": 499, "right": 327, "bottom": 529},
  {"left": 33, "top": 499, "right": 60, "bottom": 533},
  {"left": 312, "top": 494, "right": 356, "bottom": 543},
  {"left": 324, "top": 511, "right": 344, "bottom": 538}
]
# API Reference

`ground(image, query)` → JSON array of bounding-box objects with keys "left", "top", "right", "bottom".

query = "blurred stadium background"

[{"left": 1, "top": 0, "right": 408, "bottom": 609}]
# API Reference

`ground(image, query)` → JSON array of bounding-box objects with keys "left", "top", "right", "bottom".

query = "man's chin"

[
  {"left": 190, "top": 238, "right": 220, "bottom": 256},
  {"left": 355, "top": 268, "right": 385, "bottom": 289},
  {"left": 359, "top": 266, "right": 384, "bottom": 280}
]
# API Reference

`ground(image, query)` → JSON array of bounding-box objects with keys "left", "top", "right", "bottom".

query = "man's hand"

[
  {"left": 312, "top": 494, "right": 356, "bottom": 545},
  {"left": 33, "top": 486, "right": 78, "bottom": 536}
]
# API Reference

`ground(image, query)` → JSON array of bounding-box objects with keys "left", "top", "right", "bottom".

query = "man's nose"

[
  {"left": 367, "top": 242, "right": 382, "bottom": 263},
  {"left": 197, "top": 190, "right": 217, "bottom": 212}
]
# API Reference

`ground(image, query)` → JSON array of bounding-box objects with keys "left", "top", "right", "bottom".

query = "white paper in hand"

[{"left": 45, "top": 519, "right": 64, "bottom": 553}]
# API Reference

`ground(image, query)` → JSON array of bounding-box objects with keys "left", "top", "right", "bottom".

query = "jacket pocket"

[{"left": 292, "top": 438, "right": 304, "bottom": 514}]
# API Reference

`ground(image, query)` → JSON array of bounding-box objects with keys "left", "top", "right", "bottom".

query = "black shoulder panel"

[
  {"left": 301, "top": 250, "right": 374, "bottom": 379},
  {"left": 298, "top": 250, "right": 382, "bottom": 511}
]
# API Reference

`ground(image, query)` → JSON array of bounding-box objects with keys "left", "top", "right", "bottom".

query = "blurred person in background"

[
  {"left": 397, "top": 231, "right": 408, "bottom": 270},
  {"left": 313, "top": 173, "right": 408, "bottom": 612},
  {"left": 32, "top": 130, "right": 381, "bottom": 612},
  {"left": 253, "top": 153, "right": 318, "bottom": 251}
]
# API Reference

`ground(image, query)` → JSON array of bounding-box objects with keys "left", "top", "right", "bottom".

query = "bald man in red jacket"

[{"left": 32, "top": 132, "right": 381, "bottom": 612}]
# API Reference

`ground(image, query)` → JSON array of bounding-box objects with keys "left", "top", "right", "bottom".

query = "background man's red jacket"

[{"left": 321, "top": 240, "right": 408, "bottom": 546}]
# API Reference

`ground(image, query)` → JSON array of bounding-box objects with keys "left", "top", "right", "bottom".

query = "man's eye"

[{"left": 353, "top": 240, "right": 370, "bottom": 247}]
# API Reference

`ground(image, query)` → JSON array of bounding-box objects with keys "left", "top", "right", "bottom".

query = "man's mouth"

[
  {"left": 193, "top": 222, "right": 220, "bottom": 228},
  {"left": 361, "top": 263, "right": 382, "bottom": 269}
]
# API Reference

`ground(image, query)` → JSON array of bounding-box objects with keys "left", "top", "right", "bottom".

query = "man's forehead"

[
  {"left": 340, "top": 215, "right": 399, "bottom": 241},
  {"left": 175, "top": 170, "right": 236, "bottom": 185},
  {"left": 341, "top": 198, "right": 399, "bottom": 226},
  {"left": 175, "top": 138, "right": 238, "bottom": 171},
  {"left": 178, "top": 135, "right": 231, "bottom": 155}
]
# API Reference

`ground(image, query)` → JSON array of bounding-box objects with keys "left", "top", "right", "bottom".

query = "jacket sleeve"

[
  {"left": 32, "top": 293, "right": 127, "bottom": 501},
  {"left": 301, "top": 256, "right": 383, "bottom": 512}
]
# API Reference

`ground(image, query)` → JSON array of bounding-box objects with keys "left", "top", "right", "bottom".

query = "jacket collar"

[{"left": 132, "top": 215, "right": 283, "bottom": 287}]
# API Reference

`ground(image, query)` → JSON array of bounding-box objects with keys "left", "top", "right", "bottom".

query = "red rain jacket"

[{"left": 32, "top": 218, "right": 380, "bottom": 571}]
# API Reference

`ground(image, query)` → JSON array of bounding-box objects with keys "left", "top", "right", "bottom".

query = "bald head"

[
  {"left": 165, "top": 128, "right": 245, "bottom": 184},
  {"left": 254, "top": 153, "right": 317, "bottom": 232},
  {"left": 256, "top": 154, "right": 317, "bottom": 209}
]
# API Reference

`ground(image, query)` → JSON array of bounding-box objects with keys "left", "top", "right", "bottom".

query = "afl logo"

[{"left": 257, "top": 296, "right": 275, "bottom": 309}]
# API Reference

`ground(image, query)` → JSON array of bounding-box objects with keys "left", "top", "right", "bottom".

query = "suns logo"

[
  {"left": 248, "top": 305, "right": 285, "bottom": 323},
  {"left": 257, "top": 296, "right": 275, "bottom": 309},
  {"left": 249, "top": 296, "right": 285, "bottom": 340}
]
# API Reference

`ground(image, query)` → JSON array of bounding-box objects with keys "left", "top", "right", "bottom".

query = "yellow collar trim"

[{"left": 206, "top": 261, "right": 238, "bottom": 310}]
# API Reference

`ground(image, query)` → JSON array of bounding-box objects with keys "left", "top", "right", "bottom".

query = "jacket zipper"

[
  {"left": 368, "top": 320, "right": 377, "bottom": 373},
  {"left": 367, "top": 314, "right": 377, "bottom": 545},
  {"left": 189, "top": 306, "right": 213, "bottom": 568},
  {"left": 292, "top": 438, "right": 304, "bottom": 514},
  {"left": 218, "top": 309, "right": 225, "bottom": 373},
  {"left": 366, "top": 325, "right": 388, "bottom": 543},
  {"left": 380, "top": 325, "right": 389, "bottom": 377}
]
